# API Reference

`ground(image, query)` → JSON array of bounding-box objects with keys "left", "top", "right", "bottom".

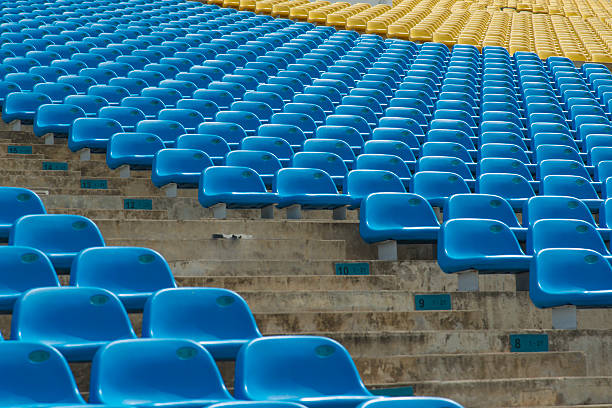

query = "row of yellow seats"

[{"left": 346, "top": 4, "right": 391, "bottom": 32}]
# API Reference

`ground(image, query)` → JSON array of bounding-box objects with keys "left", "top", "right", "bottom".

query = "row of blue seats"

[{"left": 0, "top": 337, "right": 461, "bottom": 408}]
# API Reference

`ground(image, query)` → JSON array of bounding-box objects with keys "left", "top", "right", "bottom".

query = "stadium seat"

[
  {"left": 530, "top": 248, "right": 612, "bottom": 326},
  {"left": 541, "top": 175, "right": 602, "bottom": 210},
  {"left": 143, "top": 288, "right": 262, "bottom": 360},
  {"left": 343, "top": 170, "right": 406, "bottom": 209},
  {"left": 69, "top": 117, "right": 123, "bottom": 158},
  {"left": 411, "top": 171, "right": 471, "bottom": 208},
  {"left": 235, "top": 335, "right": 387, "bottom": 408},
  {"left": 0, "top": 342, "right": 88, "bottom": 406},
  {"left": 437, "top": 219, "right": 531, "bottom": 275},
  {"left": 226, "top": 150, "right": 283, "bottom": 187},
  {"left": 152, "top": 149, "right": 214, "bottom": 194},
  {"left": 198, "top": 122, "right": 249, "bottom": 150},
  {"left": 71, "top": 247, "right": 176, "bottom": 311},
  {"left": 531, "top": 219, "right": 610, "bottom": 258},
  {"left": 106, "top": 132, "right": 165, "bottom": 176},
  {"left": 0, "top": 246, "right": 59, "bottom": 311},
  {"left": 275, "top": 168, "right": 351, "bottom": 219},
  {"left": 65, "top": 94, "right": 109, "bottom": 117},
  {"left": 10, "top": 214, "right": 105, "bottom": 272},
  {"left": 2, "top": 92, "right": 52, "bottom": 127},
  {"left": 444, "top": 194, "right": 526, "bottom": 241},
  {"left": 33, "top": 104, "right": 86, "bottom": 140},
  {"left": 359, "top": 192, "right": 440, "bottom": 260},
  {"left": 477, "top": 173, "right": 536, "bottom": 210},
  {"left": 11, "top": 287, "right": 136, "bottom": 361},
  {"left": 241, "top": 136, "right": 294, "bottom": 167},
  {"left": 90, "top": 338, "right": 234, "bottom": 406},
  {"left": 292, "top": 152, "right": 349, "bottom": 186},
  {"left": 198, "top": 166, "right": 278, "bottom": 219},
  {"left": 136, "top": 120, "right": 187, "bottom": 148},
  {"left": 98, "top": 106, "right": 146, "bottom": 133}
]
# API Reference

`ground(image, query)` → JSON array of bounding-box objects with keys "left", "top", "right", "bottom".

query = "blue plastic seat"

[
  {"left": 292, "top": 152, "right": 348, "bottom": 186},
  {"left": 10, "top": 214, "right": 105, "bottom": 271},
  {"left": 356, "top": 154, "right": 411, "bottom": 185},
  {"left": 64, "top": 94, "right": 108, "bottom": 117},
  {"left": 530, "top": 248, "right": 612, "bottom": 308},
  {"left": 539, "top": 159, "right": 591, "bottom": 181},
  {"left": 141, "top": 87, "right": 182, "bottom": 108},
  {"left": 225, "top": 150, "right": 283, "bottom": 186},
  {"left": 343, "top": 170, "right": 406, "bottom": 209},
  {"left": 107, "top": 132, "right": 165, "bottom": 171},
  {"left": 198, "top": 166, "right": 279, "bottom": 217},
  {"left": 359, "top": 192, "right": 440, "bottom": 243},
  {"left": 411, "top": 171, "right": 471, "bottom": 208},
  {"left": 479, "top": 157, "right": 533, "bottom": 181},
  {"left": 143, "top": 288, "right": 262, "bottom": 360},
  {"left": 90, "top": 338, "right": 234, "bottom": 406},
  {"left": 176, "top": 134, "right": 231, "bottom": 166},
  {"left": 198, "top": 122, "right": 248, "bottom": 150},
  {"left": 0, "top": 187, "right": 45, "bottom": 241},
  {"left": 216, "top": 110, "right": 262, "bottom": 136},
  {"left": 0, "top": 341, "right": 88, "bottom": 406},
  {"left": 275, "top": 168, "right": 351, "bottom": 216},
  {"left": 158, "top": 108, "right": 205, "bottom": 133},
  {"left": 71, "top": 247, "right": 176, "bottom": 311},
  {"left": 128, "top": 69, "right": 165, "bottom": 86},
  {"left": 532, "top": 219, "right": 610, "bottom": 257},
  {"left": 234, "top": 336, "right": 380, "bottom": 408},
  {"left": 241, "top": 136, "right": 293, "bottom": 167},
  {"left": 120, "top": 96, "right": 165, "bottom": 119},
  {"left": 444, "top": 194, "right": 526, "bottom": 240},
  {"left": 418, "top": 156, "right": 474, "bottom": 181},
  {"left": 108, "top": 77, "right": 149, "bottom": 96},
  {"left": 541, "top": 175, "right": 601, "bottom": 210},
  {"left": 477, "top": 173, "right": 535, "bottom": 210},
  {"left": 152, "top": 149, "right": 214, "bottom": 188},
  {"left": 437, "top": 219, "right": 531, "bottom": 273},
  {"left": 33, "top": 104, "right": 86, "bottom": 138},
  {"left": 69, "top": 117, "right": 123, "bottom": 153},
  {"left": 11, "top": 287, "right": 136, "bottom": 361},
  {"left": 136, "top": 120, "right": 186, "bottom": 148},
  {"left": 0, "top": 246, "right": 59, "bottom": 311},
  {"left": 98, "top": 106, "right": 146, "bottom": 132},
  {"left": 3, "top": 92, "right": 52, "bottom": 125},
  {"left": 87, "top": 84, "right": 129, "bottom": 105},
  {"left": 270, "top": 112, "right": 317, "bottom": 138}
]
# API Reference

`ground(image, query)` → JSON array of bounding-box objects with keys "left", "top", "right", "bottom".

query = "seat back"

[
  {"left": 532, "top": 219, "right": 609, "bottom": 255},
  {"left": 12, "top": 287, "right": 135, "bottom": 344},
  {"left": 477, "top": 173, "right": 535, "bottom": 200},
  {"left": 542, "top": 175, "right": 599, "bottom": 199},
  {"left": 201, "top": 166, "right": 268, "bottom": 194},
  {"left": 0, "top": 187, "right": 46, "bottom": 227},
  {"left": 226, "top": 150, "right": 283, "bottom": 176},
  {"left": 90, "top": 338, "right": 233, "bottom": 405},
  {"left": 234, "top": 336, "right": 371, "bottom": 401},
  {"left": 343, "top": 170, "right": 405, "bottom": 201},
  {"left": 276, "top": 168, "right": 338, "bottom": 195},
  {"left": 412, "top": 171, "right": 471, "bottom": 200},
  {"left": 0, "top": 342, "right": 86, "bottom": 405},
  {"left": 444, "top": 194, "right": 521, "bottom": 227}
]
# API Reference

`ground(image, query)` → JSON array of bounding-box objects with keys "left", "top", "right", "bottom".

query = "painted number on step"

[
  {"left": 42, "top": 161, "right": 68, "bottom": 171},
  {"left": 80, "top": 179, "right": 107, "bottom": 189},
  {"left": 414, "top": 294, "right": 452, "bottom": 311},
  {"left": 510, "top": 334, "right": 548, "bottom": 352},
  {"left": 369, "top": 386, "right": 414, "bottom": 397},
  {"left": 335, "top": 262, "right": 370, "bottom": 276},
  {"left": 123, "top": 199, "right": 152, "bottom": 210},
  {"left": 8, "top": 145, "right": 32, "bottom": 154}
]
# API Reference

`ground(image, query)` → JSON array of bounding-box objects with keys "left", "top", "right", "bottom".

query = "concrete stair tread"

[{"left": 369, "top": 376, "right": 612, "bottom": 408}]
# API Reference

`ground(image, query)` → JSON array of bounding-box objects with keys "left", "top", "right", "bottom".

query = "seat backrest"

[
  {"left": 0, "top": 246, "right": 59, "bottom": 297},
  {"left": 523, "top": 195, "right": 596, "bottom": 228},
  {"left": 292, "top": 152, "right": 348, "bottom": 178},
  {"left": 276, "top": 168, "right": 339, "bottom": 195},
  {"left": 316, "top": 125, "right": 364, "bottom": 148},
  {"left": 176, "top": 134, "right": 231, "bottom": 158},
  {"left": 143, "top": 287, "right": 261, "bottom": 342},
  {"left": 12, "top": 287, "right": 136, "bottom": 343},
  {"left": 359, "top": 192, "right": 440, "bottom": 231},
  {"left": 90, "top": 338, "right": 233, "bottom": 405},
  {"left": 443, "top": 193, "right": 520, "bottom": 227},
  {"left": 479, "top": 143, "right": 530, "bottom": 163},
  {"left": 427, "top": 128, "right": 475, "bottom": 150},
  {"left": 201, "top": 166, "right": 268, "bottom": 194},
  {"left": 477, "top": 173, "right": 535, "bottom": 199},
  {"left": 226, "top": 150, "right": 283, "bottom": 176},
  {"left": 412, "top": 171, "right": 471, "bottom": 199},
  {"left": 10, "top": 214, "right": 105, "bottom": 253},
  {"left": 532, "top": 219, "right": 609, "bottom": 255},
  {"left": 234, "top": 336, "right": 371, "bottom": 401},
  {"left": 542, "top": 175, "right": 599, "bottom": 199},
  {"left": 343, "top": 170, "right": 405, "bottom": 200},
  {"left": 136, "top": 120, "right": 186, "bottom": 144},
  {"left": 418, "top": 156, "right": 473, "bottom": 179},
  {"left": 356, "top": 154, "right": 411, "bottom": 178},
  {"left": 71, "top": 246, "right": 176, "bottom": 296},
  {"left": 479, "top": 157, "right": 532, "bottom": 180},
  {"left": 0, "top": 187, "right": 46, "bottom": 226},
  {"left": 539, "top": 159, "right": 591, "bottom": 180},
  {"left": 0, "top": 342, "right": 86, "bottom": 405}
]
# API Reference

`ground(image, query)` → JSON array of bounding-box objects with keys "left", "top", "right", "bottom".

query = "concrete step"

[
  {"left": 96, "top": 219, "right": 432, "bottom": 261},
  {"left": 106, "top": 238, "right": 347, "bottom": 261},
  {"left": 384, "top": 376, "right": 612, "bottom": 408},
  {"left": 254, "top": 310, "right": 485, "bottom": 332},
  {"left": 176, "top": 275, "right": 400, "bottom": 291},
  {"left": 325, "top": 329, "right": 612, "bottom": 377},
  {"left": 49, "top": 207, "right": 170, "bottom": 220},
  {"left": 354, "top": 351, "right": 587, "bottom": 383}
]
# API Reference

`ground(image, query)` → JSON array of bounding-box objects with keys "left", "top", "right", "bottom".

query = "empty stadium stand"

[{"left": 0, "top": 0, "right": 612, "bottom": 406}]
